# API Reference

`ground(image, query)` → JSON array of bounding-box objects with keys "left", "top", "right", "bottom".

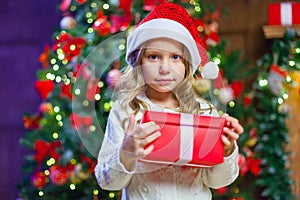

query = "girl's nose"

[{"left": 159, "top": 58, "right": 170, "bottom": 74}]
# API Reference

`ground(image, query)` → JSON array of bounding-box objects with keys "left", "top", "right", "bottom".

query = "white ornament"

[
  {"left": 60, "top": 16, "right": 77, "bottom": 30},
  {"left": 218, "top": 87, "right": 234, "bottom": 104},
  {"left": 267, "top": 70, "right": 284, "bottom": 96}
]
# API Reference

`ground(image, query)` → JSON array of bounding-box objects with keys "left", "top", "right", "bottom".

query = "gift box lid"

[{"left": 142, "top": 110, "right": 225, "bottom": 129}]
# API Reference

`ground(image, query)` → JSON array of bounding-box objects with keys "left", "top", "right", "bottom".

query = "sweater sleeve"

[
  {"left": 201, "top": 142, "right": 239, "bottom": 189},
  {"left": 94, "top": 103, "right": 135, "bottom": 191}
]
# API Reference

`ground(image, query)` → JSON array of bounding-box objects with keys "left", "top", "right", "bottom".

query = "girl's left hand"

[{"left": 221, "top": 114, "right": 244, "bottom": 157}]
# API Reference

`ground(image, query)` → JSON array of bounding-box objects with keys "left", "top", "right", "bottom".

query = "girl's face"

[{"left": 141, "top": 38, "right": 186, "bottom": 95}]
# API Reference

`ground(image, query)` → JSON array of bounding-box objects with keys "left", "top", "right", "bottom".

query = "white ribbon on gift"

[
  {"left": 281, "top": 3, "right": 292, "bottom": 25},
  {"left": 175, "top": 113, "right": 194, "bottom": 165}
]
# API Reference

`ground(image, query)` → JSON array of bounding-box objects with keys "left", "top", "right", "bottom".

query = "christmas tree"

[
  {"left": 18, "top": 0, "right": 296, "bottom": 199},
  {"left": 211, "top": 30, "right": 299, "bottom": 199}
]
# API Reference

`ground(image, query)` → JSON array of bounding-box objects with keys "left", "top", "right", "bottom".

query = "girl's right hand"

[{"left": 120, "top": 114, "right": 161, "bottom": 171}]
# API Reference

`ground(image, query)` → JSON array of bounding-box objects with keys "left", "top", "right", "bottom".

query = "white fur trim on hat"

[{"left": 126, "top": 18, "right": 201, "bottom": 73}]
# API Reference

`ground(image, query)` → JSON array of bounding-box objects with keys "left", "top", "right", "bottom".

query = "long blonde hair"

[{"left": 114, "top": 42, "right": 205, "bottom": 115}]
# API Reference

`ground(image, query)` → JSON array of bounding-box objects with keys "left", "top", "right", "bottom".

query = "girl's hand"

[
  {"left": 120, "top": 114, "right": 161, "bottom": 171},
  {"left": 221, "top": 114, "right": 244, "bottom": 157}
]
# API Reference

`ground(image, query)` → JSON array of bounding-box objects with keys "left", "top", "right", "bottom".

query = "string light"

[
  {"left": 58, "top": 53, "right": 65, "bottom": 61},
  {"left": 89, "top": 125, "right": 96, "bottom": 132},
  {"left": 118, "top": 44, "right": 126, "bottom": 51},
  {"left": 46, "top": 73, "right": 55, "bottom": 80},
  {"left": 46, "top": 158, "right": 56, "bottom": 166},
  {"left": 104, "top": 102, "right": 111, "bottom": 111},
  {"left": 214, "top": 57, "right": 221, "bottom": 65},
  {"left": 53, "top": 64, "right": 59, "bottom": 71},
  {"left": 50, "top": 58, "right": 57, "bottom": 65},
  {"left": 88, "top": 28, "right": 94, "bottom": 33},
  {"left": 69, "top": 45, "right": 76, "bottom": 51},
  {"left": 288, "top": 60, "right": 296, "bottom": 67},
  {"left": 56, "top": 115, "right": 62, "bottom": 121},
  {"left": 62, "top": 59, "right": 68, "bottom": 65},
  {"left": 54, "top": 106, "right": 60, "bottom": 113},
  {"left": 74, "top": 89, "right": 81, "bottom": 95},
  {"left": 109, "top": 192, "right": 115, "bottom": 198},
  {"left": 58, "top": 121, "right": 63, "bottom": 127},
  {"left": 70, "top": 159, "right": 77, "bottom": 165},
  {"left": 70, "top": 184, "right": 76, "bottom": 190},
  {"left": 52, "top": 132, "right": 59, "bottom": 139},
  {"left": 98, "top": 81, "right": 104, "bottom": 88},
  {"left": 55, "top": 76, "right": 62, "bottom": 83},
  {"left": 86, "top": 12, "right": 92, "bottom": 18},
  {"left": 103, "top": 3, "right": 110, "bottom": 9},
  {"left": 213, "top": 88, "right": 219, "bottom": 95},
  {"left": 71, "top": 77, "right": 77, "bottom": 83},
  {"left": 229, "top": 101, "right": 235, "bottom": 108},
  {"left": 38, "top": 191, "right": 44, "bottom": 197},
  {"left": 95, "top": 94, "right": 101, "bottom": 100},
  {"left": 93, "top": 189, "right": 99, "bottom": 195},
  {"left": 87, "top": 18, "right": 93, "bottom": 24},
  {"left": 44, "top": 170, "right": 50, "bottom": 176},
  {"left": 259, "top": 79, "right": 268, "bottom": 87},
  {"left": 194, "top": 5, "right": 201, "bottom": 12},
  {"left": 70, "top": 6, "right": 77, "bottom": 11},
  {"left": 278, "top": 98, "right": 284, "bottom": 104},
  {"left": 65, "top": 79, "right": 71, "bottom": 85},
  {"left": 90, "top": 2, "right": 97, "bottom": 8},
  {"left": 83, "top": 100, "right": 89, "bottom": 107}
]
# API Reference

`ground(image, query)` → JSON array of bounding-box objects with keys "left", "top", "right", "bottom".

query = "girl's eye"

[
  {"left": 148, "top": 55, "right": 158, "bottom": 60},
  {"left": 172, "top": 55, "right": 181, "bottom": 60}
]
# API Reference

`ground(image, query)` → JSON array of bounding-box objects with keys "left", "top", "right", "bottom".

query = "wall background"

[{"left": 0, "top": 1, "right": 60, "bottom": 199}]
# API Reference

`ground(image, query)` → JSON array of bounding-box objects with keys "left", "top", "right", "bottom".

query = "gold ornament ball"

[{"left": 193, "top": 78, "right": 211, "bottom": 94}]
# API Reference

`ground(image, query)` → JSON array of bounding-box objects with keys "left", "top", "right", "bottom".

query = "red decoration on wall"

[{"left": 35, "top": 80, "right": 54, "bottom": 100}]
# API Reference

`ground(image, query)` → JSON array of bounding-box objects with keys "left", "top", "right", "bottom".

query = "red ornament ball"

[
  {"left": 31, "top": 171, "right": 48, "bottom": 189},
  {"left": 49, "top": 165, "right": 69, "bottom": 186}
]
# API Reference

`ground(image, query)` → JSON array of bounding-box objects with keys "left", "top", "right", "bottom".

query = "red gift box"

[
  {"left": 140, "top": 110, "right": 226, "bottom": 167},
  {"left": 268, "top": 2, "right": 300, "bottom": 25}
]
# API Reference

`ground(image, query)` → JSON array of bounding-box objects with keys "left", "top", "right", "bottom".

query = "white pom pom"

[{"left": 201, "top": 61, "right": 219, "bottom": 79}]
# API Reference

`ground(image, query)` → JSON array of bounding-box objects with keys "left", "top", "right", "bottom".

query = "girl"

[{"left": 95, "top": 2, "right": 243, "bottom": 200}]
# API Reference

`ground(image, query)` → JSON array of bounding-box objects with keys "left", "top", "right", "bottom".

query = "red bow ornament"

[
  {"left": 34, "top": 140, "right": 62, "bottom": 164},
  {"left": 53, "top": 32, "right": 86, "bottom": 62},
  {"left": 70, "top": 113, "right": 93, "bottom": 132}
]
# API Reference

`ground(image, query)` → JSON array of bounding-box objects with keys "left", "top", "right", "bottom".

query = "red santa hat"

[{"left": 126, "top": 2, "right": 219, "bottom": 79}]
